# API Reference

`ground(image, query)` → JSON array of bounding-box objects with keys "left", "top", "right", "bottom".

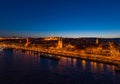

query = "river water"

[{"left": 0, "top": 49, "right": 120, "bottom": 84}]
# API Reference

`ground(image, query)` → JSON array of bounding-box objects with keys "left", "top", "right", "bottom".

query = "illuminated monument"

[
  {"left": 44, "top": 35, "right": 58, "bottom": 40},
  {"left": 57, "top": 37, "right": 62, "bottom": 49},
  {"left": 44, "top": 35, "right": 63, "bottom": 49},
  {"left": 25, "top": 38, "right": 31, "bottom": 47},
  {"left": 96, "top": 38, "right": 99, "bottom": 44}
]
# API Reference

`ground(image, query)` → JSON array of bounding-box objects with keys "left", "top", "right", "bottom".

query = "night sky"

[{"left": 0, "top": 0, "right": 120, "bottom": 37}]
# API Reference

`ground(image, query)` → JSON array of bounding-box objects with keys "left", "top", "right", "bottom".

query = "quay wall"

[{"left": 0, "top": 43, "right": 120, "bottom": 65}]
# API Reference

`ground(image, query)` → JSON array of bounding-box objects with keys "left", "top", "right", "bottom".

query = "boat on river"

[{"left": 40, "top": 54, "right": 60, "bottom": 60}]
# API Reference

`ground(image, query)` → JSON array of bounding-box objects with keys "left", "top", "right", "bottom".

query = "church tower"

[
  {"left": 57, "top": 37, "right": 62, "bottom": 49},
  {"left": 25, "top": 38, "right": 30, "bottom": 47},
  {"left": 96, "top": 38, "right": 99, "bottom": 44}
]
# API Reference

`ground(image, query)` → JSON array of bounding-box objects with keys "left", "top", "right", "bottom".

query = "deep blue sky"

[{"left": 0, "top": 0, "right": 120, "bottom": 37}]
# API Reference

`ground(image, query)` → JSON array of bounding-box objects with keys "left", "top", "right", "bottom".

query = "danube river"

[{"left": 0, "top": 49, "right": 120, "bottom": 84}]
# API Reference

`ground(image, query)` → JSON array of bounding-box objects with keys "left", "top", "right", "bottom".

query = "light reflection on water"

[
  {"left": 82, "top": 60, "right": 86, "bottom": 70},
  {"left": 0, "top": 49, "right": 120, "bottom": 84}
]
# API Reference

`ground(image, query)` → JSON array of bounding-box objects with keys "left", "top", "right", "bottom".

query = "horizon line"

[{"left": 0, "top": 35, "right": 120, "bottom": 38}]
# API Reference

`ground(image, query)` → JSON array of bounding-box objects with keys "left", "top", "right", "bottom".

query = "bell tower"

[
  {"left": 96, "top": 38, "right": 99, "bottom": 44},
  {"left": 24, "top": 38, "right": 30, "bottom": 47},
  {"left": 57, "top": 37, "right": 62, "bottom": 49}
]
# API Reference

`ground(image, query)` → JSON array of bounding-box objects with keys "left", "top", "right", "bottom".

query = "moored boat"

[{"left": 40, "top": 54, "right": 60, "bottom": 60}]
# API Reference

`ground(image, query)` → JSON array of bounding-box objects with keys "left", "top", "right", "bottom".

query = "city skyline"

[{"left": 0, "top": 0, "right": 120, "bottom": 37}]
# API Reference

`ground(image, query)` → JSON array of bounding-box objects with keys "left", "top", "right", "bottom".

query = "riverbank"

[
  {"left": 0, "top": 43, "right": 120, "bottom": 65},
  {"left": 46, "top": 50, "right": 120, "bottom": 66}
]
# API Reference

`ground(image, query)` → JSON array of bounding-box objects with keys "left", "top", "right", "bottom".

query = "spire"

[
  {"left": 57, "top": 37, "right": 62, "bottom": 49},
  {"left": 24, "top": 38, "right": 30, "bottom": 47},
  {"left": 96, "top": 38, "right": 99, "bottom": 44}
]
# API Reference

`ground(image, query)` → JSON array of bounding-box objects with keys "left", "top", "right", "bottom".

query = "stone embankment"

[{"left": 0, "top": 43, "right": 120, "bottom": 65}]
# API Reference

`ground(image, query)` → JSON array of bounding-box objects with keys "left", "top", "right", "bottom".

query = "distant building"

[
  {"left": 85, "top": 44, "right": 112, "bottom": 56},
  {"left": 56, "top": 38, "right": 62, "bottom": 49},
  {"left": 24, "top": 38, "right": 31, "bottom": 47},
  {"left": 44, "top": 35, "right": 58, "bottom": 41},
  {"left": 96, "top": 38, "right": 99, "bottom": 44},
  {"left": 65, "top": 44, "right": 75, "bottom": 50},
  {"left": 44, "top": 35, "right": 63, "bottom": 49}
]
